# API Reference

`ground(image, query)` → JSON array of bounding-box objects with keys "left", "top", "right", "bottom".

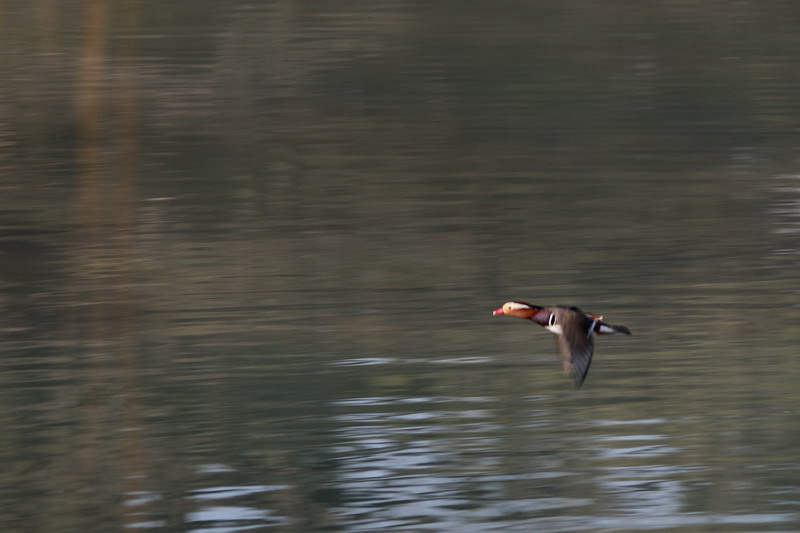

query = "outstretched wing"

[{"left": 553, "top": 309, "right": 595, "bottom": 388}]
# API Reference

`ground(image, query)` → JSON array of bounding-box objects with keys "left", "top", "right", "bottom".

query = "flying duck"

[{"left": 493, "top": 301, "right": 631, "bottom": 388}]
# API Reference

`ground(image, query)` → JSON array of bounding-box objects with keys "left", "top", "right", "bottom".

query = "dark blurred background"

[{"left": 1, "top": 1, "right": 798, "bottom": 531}]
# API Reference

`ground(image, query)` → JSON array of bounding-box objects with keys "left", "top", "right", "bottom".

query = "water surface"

[{"left": 1, "top": 2, "right": 799, "bottom": 532}]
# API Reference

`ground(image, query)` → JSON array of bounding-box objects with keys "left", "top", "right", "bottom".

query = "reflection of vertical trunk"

[
  {"left": 74, "top": 0, "right": 110, "bottom": 523},
  {"left": 73, "top": 0, "right": 146, "bottom": 528},
  {"left": 76, "top": 0, "right": 107, "bottom": 234}
]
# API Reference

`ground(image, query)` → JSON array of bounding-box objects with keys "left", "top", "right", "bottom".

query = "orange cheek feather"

[{"left": 505, "top": 308, "right": 536, "bottom": 319}]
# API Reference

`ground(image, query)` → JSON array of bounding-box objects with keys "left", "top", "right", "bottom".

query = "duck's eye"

[{"left": 548, "top": 314, "right": 556, "bottom": 327}]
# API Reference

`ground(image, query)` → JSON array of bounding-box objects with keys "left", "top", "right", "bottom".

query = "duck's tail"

[{"left": 596, "top": 322, "right": 631, "bottom": 335}]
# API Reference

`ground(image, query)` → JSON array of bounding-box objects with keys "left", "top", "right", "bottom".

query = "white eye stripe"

[{"left": 507, "top": 302, "right": 532, "bottom": 310}]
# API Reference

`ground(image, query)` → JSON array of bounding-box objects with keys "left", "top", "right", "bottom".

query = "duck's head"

[{"left": 492, "top": 301, "right": 545, "bottom": 320}]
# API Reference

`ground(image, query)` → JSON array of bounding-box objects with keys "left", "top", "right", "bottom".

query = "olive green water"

[{"left": 1, "top": 2, "right": 799, "bottom": 532}]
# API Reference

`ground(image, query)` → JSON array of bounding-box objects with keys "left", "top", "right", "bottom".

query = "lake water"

[{"left": 1, "top": 2, "right": 799, "bottom": 532}]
